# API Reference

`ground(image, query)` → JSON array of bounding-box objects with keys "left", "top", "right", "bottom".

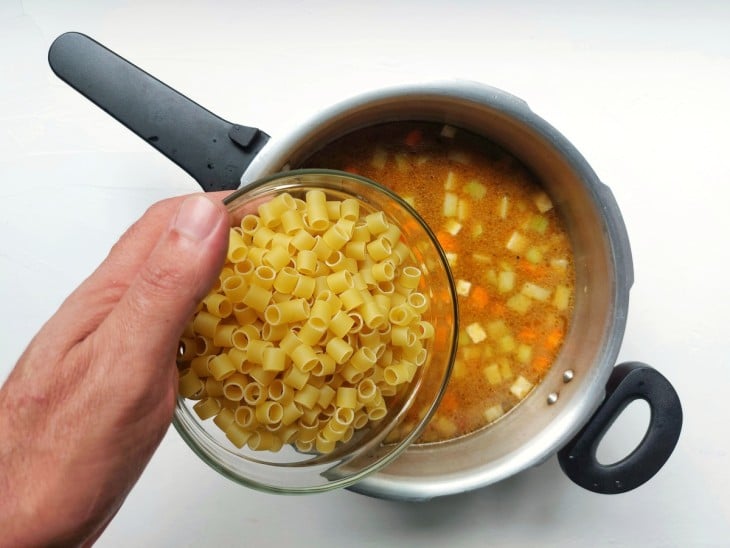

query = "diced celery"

[
  {"left": 497, "top": 270, "right": 515, "bottom": 293},
  {"left": 457, "top": 198, "right": 470, "bottom": 221},
  {"left": 444, "top": 218, "right": 462, "bottom": 236},
  {"left": 371, "top": 146, "right": 387, "bottom": 169},
  {"left": 448, "top": 150, "right": 471, "bottom": 164},
  {"left": 394, "top": 153, "right": 410, "bottom": 172},
  {"left": 525, "top": 247, "right": 543, "bottom": 264},
  {"left": 484, "top": 404, "right": 505, "bottom": 423},
  {"left": 464, "top": 180, "right": 487, "bottom": 199},
  {"left": 456, "top": 279, "right": 472, "bottom": 297},
  {"left": 443, "top": 192, "right": 459, "bottom": 217},
  {"left": 553, "top": 284, "right": 571, "bottom": 311},
  {"left": 466, "top": 322, "right": 487, "bottom": 343},
  {"left": 516, "top": 344, "right": 533, "bottom": 364},
  {"left": 521, "top": 282, "right": 551, "bottom": 302},
  {"left": 457, "top": 329, "right": 471, "bottom": 346},
  {"left": 510, "top": 375, "right": 534, "bottom": 399},
  {"left": 506, "top": 231, "right": 528, "bottom": 253},
  {"left": 498, "top": 358, "right": 513, "bottom": 380},
  {"left": 471, "top": 223, "right": 484, "bottom": 238},
  {"left": 499, "top": 334, "right": 516, "bottom": 353},
  {"left": 533, "top": 191, "right": 553, "bottom": 213},
  {"left": 483, "top": 363, "right": 502, "bottom": 385},
  {"left": 529, "top": 214, "right": 549, "bottom": 234},
  {"left": 506, "top": 293, "right": 532, "bottom": 314},
  {"left": 486, "top": 319, "right": 508, "bottom": 339},
  {"left": 440, "top": 124, "right": 457, "bottom": 138},
  {"left": 498, "top": 195, "right": 509, "bottom": 219},
  {"left": 445, "top": 171, "right": 457, "bottom": 190}
]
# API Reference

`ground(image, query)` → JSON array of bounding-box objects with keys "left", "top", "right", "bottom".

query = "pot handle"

[
  {"left": 557, "top": 362, "right": 682, "bottom": 494},
  {"left": 48, "top": 32, "right": 269, "bottom": 192}
]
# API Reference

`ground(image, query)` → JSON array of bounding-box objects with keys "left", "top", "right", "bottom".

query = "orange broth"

[{"left": 302, "top": 122, "right": 575, "bottom": 442}]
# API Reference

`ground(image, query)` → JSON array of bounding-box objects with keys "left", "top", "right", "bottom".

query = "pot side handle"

[
  {"left": 557, "top": 362, "right": 682, "bottom": 494},
  {"left": 48, "top": 32, "right": 269, "bottom": 192}
]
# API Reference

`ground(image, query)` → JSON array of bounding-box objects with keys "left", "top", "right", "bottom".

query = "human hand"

[{"left": 0, "top": 193, "right": 230, "bottom": 546}]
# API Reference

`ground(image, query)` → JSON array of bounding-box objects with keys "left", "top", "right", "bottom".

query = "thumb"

[{"left": 100, "top": 194, "right": 229, "bottom": 358}]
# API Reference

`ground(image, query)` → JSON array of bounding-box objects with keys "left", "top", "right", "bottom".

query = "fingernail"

[{"left": 172, "top": 195, "right": 221, "bottom": 242}]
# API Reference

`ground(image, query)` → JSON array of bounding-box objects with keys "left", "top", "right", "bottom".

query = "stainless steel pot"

[{"left": 48, "top": 32, "right": 682, "bottom": 499}]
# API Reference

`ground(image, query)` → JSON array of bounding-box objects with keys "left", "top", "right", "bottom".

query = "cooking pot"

[{"left": 48, "top": 32, "right": 682, "bottom": 499}]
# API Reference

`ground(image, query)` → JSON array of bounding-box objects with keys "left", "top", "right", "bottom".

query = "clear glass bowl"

[{"left": 173, "top": 169, "right": 459, "bottom": 494}]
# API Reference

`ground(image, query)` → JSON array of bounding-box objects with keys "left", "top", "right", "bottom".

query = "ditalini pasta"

[{"left": 177, "top": 190, "right": 435, "bottom": 454}]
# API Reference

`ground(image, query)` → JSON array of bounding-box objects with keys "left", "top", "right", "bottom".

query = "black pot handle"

[
  {"left": 557, "top": 362, "right": 682, "bottom": 494},
  {"left": 47, "top": 32, "right": 269, "bottom": 192}
]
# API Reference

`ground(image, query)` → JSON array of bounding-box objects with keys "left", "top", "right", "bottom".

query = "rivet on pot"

[
  {"left": 547, "top": 392, "right": 559, "bottom": 405},
  {"left": 563, "top": 369, "right": 574, "bottom": 383}
]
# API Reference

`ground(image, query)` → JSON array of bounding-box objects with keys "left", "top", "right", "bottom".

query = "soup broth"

[{"left": 302, "top": 122, "right": 575, "bottom": 443}]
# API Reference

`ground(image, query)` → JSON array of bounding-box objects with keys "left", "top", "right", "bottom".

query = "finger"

[{"left": 96, "top": 194, "right": 229, "bottom": 366}]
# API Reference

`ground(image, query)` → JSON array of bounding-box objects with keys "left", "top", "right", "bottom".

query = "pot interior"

[{"left": 243, "top": 84, "right": 631, "bottom": 499}]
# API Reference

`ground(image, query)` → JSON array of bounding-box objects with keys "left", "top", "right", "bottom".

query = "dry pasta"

[{"left": 177, "top": 190, "right": 436, "bottom": 454}]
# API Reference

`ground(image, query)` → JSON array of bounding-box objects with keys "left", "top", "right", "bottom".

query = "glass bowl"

[{"left": 173, "top": 169, "right": 458, "bottom": 494}]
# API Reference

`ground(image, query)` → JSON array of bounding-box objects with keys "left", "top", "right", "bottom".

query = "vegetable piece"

[
  {"left": 497, "top": 270, "right": 515, "bottom": 293},
  {"left": 464, "top": 180, "right": 487, "bottom": 199},
  {"left": 443, "top": 192, "right": 458, "bottom": 217},
  {"left": 516, "top": 344, "right": 533, "bottom": 364},
  {"left": 521, "top": 282, "right": 551, "bottom": 302},
  {"left": 484, "top": 404, "right": 505, "bottom": 423},
  {"left": 444, "top": 171, "right": 457, "bottom": 190},
  {"left": 448, "top": 150, "right": 471, "bottom": 164},
  {"left": 394, "top": 153, "right": 410, "bottom": 171},
  {"left": 533, "top": 191, "right": 553, "bottom": 213},
  {"left": 506, "top": 293, "right": 532, "bottom": 314},
  {"left": 473, "top": 253, "right": 491, "bottom": 264},
  {"left": 404, "top": 129, "right": 423, "bottom": 148},
  {"left": 506, "top": 231, "right": 528, "bottom": 254},
  {"left": 525, "top": 247, "right": 543, "bottom": 264},
  {"left": 471, "top": 286, "right": 489, "bottom": 307},
  {"left": 483, "top": 363, "right": 502, "bottom": 385},
  {"left": 371, "top": 146, "right": 387, "bottom": 169},
  {"left": 402, "top": 195, "right": 415, "bottom": 208},
  {"left": 486, "top": 320, "right": 508, "bottom": 339},
  {"left": 445, "top": 252, "right": 458, "bottom": 267},
  {"left": 456, "top": 279, "right": 472, "bottom": 297},
  {"left": 499, "top": 334, "right": 516, "bottom": 353},
  {"left": 510, "top": 375, "right": 534, "bottom": 399},
  {"left": 452, "top": 358, "right": 467, "bottom": 379},
  {"left": 471, "top": 223, "right": 483, "bottom": 238},
  {"left": 463, "top": 346, "right": 482, "bottom": 360},
  {"left": 440, "top": 124, "right": 457, "bottom": 138},
  {"left": 457, "top": 198, "right": 470, "bottom": 222},
  {"left": 498, "top": 195, "right": 509, "bottom": 219},
  {"left": 498, "top": 358, "right": 513, "bottom": 380},
  {"left": 529, "top": 215, "right": 549, "bottom": 234},
  {"left": 444, "top": 218, "right": 462, "bottom": 236},
  {"left": 466, "top": 322, "right": 487, "bottom": 343},
  {"left": 553, "top": 284, "right": 570, "bottom": 311},
  {"left": 550, "top": 258, "right": 568, "bottom": 270}
]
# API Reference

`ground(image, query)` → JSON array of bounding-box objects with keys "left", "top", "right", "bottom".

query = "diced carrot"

[
  {"left": 404, "top": 129, "right": 423, "bottom": 148},
  {"left": 545, "top": 329, "right": 564, "bottom": 350},
  {"left": 490, "top": 302, "right": 506, "bottom": 318},
  {"left": 533, "top": 355, "right": 552, "bottom": 374},
  {"left": 517, "top": 328, "right": 537, "bottom": 343},
  {"left": 435, "top": 231, "right": 458, "bottom": 252},
  {"left": 517, "top": 260, "right": 550, "bottom": 282},
  {"left": 471, "top": 286, "right": 489, "bottom": 307},
  {"left": 438, "top": 390, "right": 459, "bottom": 413},
  {"left": 343, "top": 165, "right": 360, "bottom": 175}
]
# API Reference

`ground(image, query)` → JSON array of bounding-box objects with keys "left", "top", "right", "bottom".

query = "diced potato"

[
  {"left": 550, "top": 258, "right": 569, "bottom": 270},
  {"left": 529, "top": 214, "right": 549, "bottom": 234},
  {"left": 481, "top": 345, "right": 494, "bottom": 360},
  {"left": 533, "top": 191, "right": 553, "bottom": 212},
  {"left": 553, "top": 284, "right": 571, "bottom": 311},
  {"left": 448, "top": 150, "right": 471, "bottom": 165},
  {"left": 498, "top": 195, "right": 509, "bottom": 219},
  {"left": 484, "top": 404, "right": 505, "bottom": 423},
  {"left": 486, "top": 320, "right": 508, "bottom": 339},
  {"left": 403, "top": 195, "right": 415, "bottom": 208},
  {"left": 433, "top": 416, "right": 458, "bottom": 437},
  {"left": 371, "top": 146, "right": 387, "bottom": 169},
  {"left": 499, "top": 334, "right": 516, "bottom": 353},
  {"left": 443, "top": 192, "right": 459, "bottom": 217},
  {"left": 445, "top": 252, "right": 458, "bottom": 267},
  {"left": 506, "top": 231, "right": 528, "bottom": 254},
  {"left": 457, "top": 329, "right": 471, "bottom": 346},
  {"left": 485, "top": 268, "right": 497, "bottom": 286},
  {"left": 452, "top": 358, "right": 467, "bottom": 379},
  {"left": 466, "top": 322, "right": 487, "bottom": 343},
  {"left": 457, "top": 198, "right": 470, "bottom": 222},
  {"left": 521, "top": 282, "right": 551, "bottom": 302},
  {"left": 440, "top": 124, "right": 457, "bottom": 139},
  {"left": 471, "top": 223, "right": 483, "bottom": 238},
  {"left": 510, "top": 375, "right": 534, "bottom": 399},
  {"left": 456, "top": 279, "right": 472, "bottom": 297},
  {"left": 416, "top": 156, "right": 429, "bottom": 165},
  {"left": 444, "top": 171, "right": 457, "bottom": 190},
  {"left": 483, "top": 363, "right": 502, "bottom": 385},
  {"left": 473, "top": 253, "right": 491, "bottom": 264},
  {"left": 506, "top": 293, "right": 532, "bottom": 314},
  {"left": 444, "top": 218, "right": 462, "bottom": 236},
  {"left": 497, "top": 270, "right": 515, "bottom": 293},
  {"left": 464, "top": 180, "right": 487, "bottom": 199},
  {"left": 516, "top": 344, "right": 533, "bottom": 364},
  {"left": 462, "top": 346, "right": 482, "bottom": 361}
]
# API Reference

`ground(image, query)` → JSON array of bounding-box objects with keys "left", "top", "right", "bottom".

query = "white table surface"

[{"left": 1, "top": 1, "right": 728, "bottom": 546}]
